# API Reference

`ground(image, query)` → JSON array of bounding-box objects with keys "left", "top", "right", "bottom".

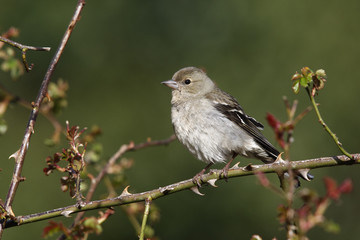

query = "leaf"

[
  {"left": 322, "top": 219, "right": 341, "bottom": 234},
  {"left": 338, "top": 179, "right": 353, "bottom": 194},
  {"left": 255, "top": 172, "right": 270, "bottom": 187},
  {"left": 313, "top": 69, "right": 327, "bottom": 90},
  {"left": 299, "top": 76, "right": 308, "bottom": 87},
  {"left": 251, "top": 235, "right": 263, "bottom": 240},
  {"left": 292, "top": 80, "right": 300, "bottom": 94},
  {"left": 42, "top": 221, "right": 65, "bottom": 238},
  {"left": 0, "top": 118, "right": 7, "bottom": 135},
  {"left": 83, "top": 217, "right": 103, "bottom": 235},
  {"left": 266, "top": 112, "right": 280, "bottom": 129},
  {"left": 324, "top": 177, "right": 340, "bottom": 200}
]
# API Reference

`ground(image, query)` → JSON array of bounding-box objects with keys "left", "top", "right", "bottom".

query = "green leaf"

[
  {"left": 0, "top": 118, "right": 7, "bottom": 135},
  {"left": 322, "top": 219, "right": 340, "bottom": 234},
  {"left": 299, "top": 77, "right": 309, "bottom": 87},
  {"left": 292, "top": 80, "right": 300, "bottom": 94}
]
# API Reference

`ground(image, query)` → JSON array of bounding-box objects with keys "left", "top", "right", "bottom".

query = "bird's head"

[{"left": 162, "top": 67, "right": 215, "bottom": 100}]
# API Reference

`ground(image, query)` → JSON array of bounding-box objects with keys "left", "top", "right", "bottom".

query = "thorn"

[
  {"left": 296, "top": 169, "right": 314, "bottom": 181},
  {"left": 18, "top": 176, "right": 26, "bottom": 182},
  {"left": 61, "top": 209, "right": 74, "bottom": 217},
  {"left": 190, "top": 186, "right": 204, "bottom": 196},
  {"left": 274, "top": 152, "right": 285, "bottom": 162},
  {"left": 128, "top": 141, "right": 135, "bottom": 149},
  {"left": 9, "top": 150, "right": 20, "bottom": 160},
  {"left": 230, "top": 162, "right": 241, "bottom": 170},
  {"left": 45, "top": 92, "right": 51, "bottom": 102},
  {"left": 207, "top": 179, "right": 218, "bottom": 187},
  {"left": 120, "top": 185, "right": 132, "bottom": 197}
]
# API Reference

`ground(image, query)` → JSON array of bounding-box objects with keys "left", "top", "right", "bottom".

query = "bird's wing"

[{"left": 209, "top": 90, "right": 280, "bottom": 160}]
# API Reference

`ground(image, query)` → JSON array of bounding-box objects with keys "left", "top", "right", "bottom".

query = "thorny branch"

[
  {"left": 3, "top": 0, "right": 86, "bottom": 220},
  {"left": 55, "top": 135, "right": 176, "bottom": 240},
  {"left": 0, "top": 36, "right": 50, "bottom": 72},
  {"left": 2, "top": 153, "right": 359, "bottom": 229}
]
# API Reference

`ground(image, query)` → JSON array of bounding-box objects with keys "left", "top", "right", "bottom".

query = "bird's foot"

[
  {"left": 220, "top": 153, "right": 237, "bottom": 182},
  {"left": 192, "top": 163, "right": 214, "bottom": 187},
  {"left": 192, "top": 172, "right": 205, "bottom": 188},
  {"left": 220, "top": 164, "right": 230, "bottom": 182}
]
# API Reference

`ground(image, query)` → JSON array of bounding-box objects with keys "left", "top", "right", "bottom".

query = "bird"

[{"left": 161, "top": 67, "right": 311, "bottom": 186}]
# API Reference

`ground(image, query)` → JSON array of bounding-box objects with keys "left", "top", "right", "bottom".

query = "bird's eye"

[{"left": 184, "top": 79, "right": 191, "bottom": 85}]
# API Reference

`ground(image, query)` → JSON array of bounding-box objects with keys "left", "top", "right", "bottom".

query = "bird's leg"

[
  {"left": 221, "top": 153, "right": 238, "bottom": 181},
  {"left": 192, "top": 162, "right": 213, "bottom": 187}
]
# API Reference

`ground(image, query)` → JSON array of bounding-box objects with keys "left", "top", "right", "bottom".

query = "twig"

[
  {"left": 2, "top": 153, "right": 359, "bottom": 229},
  {"left": 139, "top": 197, "right": 152, "bottom": 240},
  {"left": 3, "top": 0, "right": 86, "bottom": 218},
  {"left": 305, "top": 87, "right": 353, "bottom": 159},
  {"left": 55, "top": 135, "right": 176, "bottom": 240},
  {"left": 0, "top": 83, "right": 64, "bottom": 144},
  {"left": 0, "top": 36, "right": 50, "bottom": 72}
]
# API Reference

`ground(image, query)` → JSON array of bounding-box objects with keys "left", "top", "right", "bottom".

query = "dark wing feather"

[{"left": 210, "top": 90, "right": 280, "bottom": 160}]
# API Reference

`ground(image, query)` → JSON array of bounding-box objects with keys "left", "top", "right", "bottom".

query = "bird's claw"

[
  {"left": 220, "top": 166, "right": 230, "bottom": 182},
  {"left": 192, "top": 174, "right": 204, "bottom": 188}
]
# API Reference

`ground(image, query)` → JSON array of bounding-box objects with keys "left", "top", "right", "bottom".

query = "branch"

[
  {"left": 0, "top": 36, "right": 50, "bottom": 72},
  {"left": 3, "top": 153, "right": 359, "bottom": 229},
  {"left": 83, "top": 134, "right": 176, "bottom": 205},
  {"left": 3, "top": 0, "right": 86, "bottom": 217},
  {"left": 55, "top": 135, "right": 176, "bottom": 240}
]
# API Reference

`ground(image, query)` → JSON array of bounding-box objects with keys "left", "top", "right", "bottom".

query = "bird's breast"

[{"left": 171, "top": 100, "right": 246, "bottom": 164}]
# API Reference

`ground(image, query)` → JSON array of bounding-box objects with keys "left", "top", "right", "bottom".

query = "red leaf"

[
  {"left": 266, "top": 113, "right": 280, "bottom": 130},
  {"left": 42, "top": 221, "right": 64, "bottom": 238},
  {"left": 255, "top": 172, "right": 270, "bottom": 187},
  {"left": 323, "top": 177, "right": 340, "bottom": 200},
  {"left": 338, "top": 179, "right": 353, "bottom": 194}
]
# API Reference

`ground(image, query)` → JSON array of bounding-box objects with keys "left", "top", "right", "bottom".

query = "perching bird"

[{"left": 162, "top": 67, "right": 311, "bottom": 185}]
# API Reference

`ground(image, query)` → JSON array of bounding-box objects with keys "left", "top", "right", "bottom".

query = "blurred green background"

[{"left": 1, "top": 0, "right": 360, "bottom": 239}]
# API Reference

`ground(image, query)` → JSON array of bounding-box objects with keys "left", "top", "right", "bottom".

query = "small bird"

[{"left": 162, "top": 67, "right": 310, "bottom": 185}]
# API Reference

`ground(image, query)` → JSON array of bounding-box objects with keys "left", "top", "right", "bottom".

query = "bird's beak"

[{"left": 161, "top": 79, "right": 179, "bottom": 90}]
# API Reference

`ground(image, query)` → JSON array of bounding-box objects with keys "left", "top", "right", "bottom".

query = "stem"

[
  {"left": 139, "top": 197, "right": 152, "bottom": 240},
  {"left": 306, "top": 87, "right": 353, "bottom": 159},
  {"left": 3, "top": 0, "right": 86, "bottom": 218}
]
